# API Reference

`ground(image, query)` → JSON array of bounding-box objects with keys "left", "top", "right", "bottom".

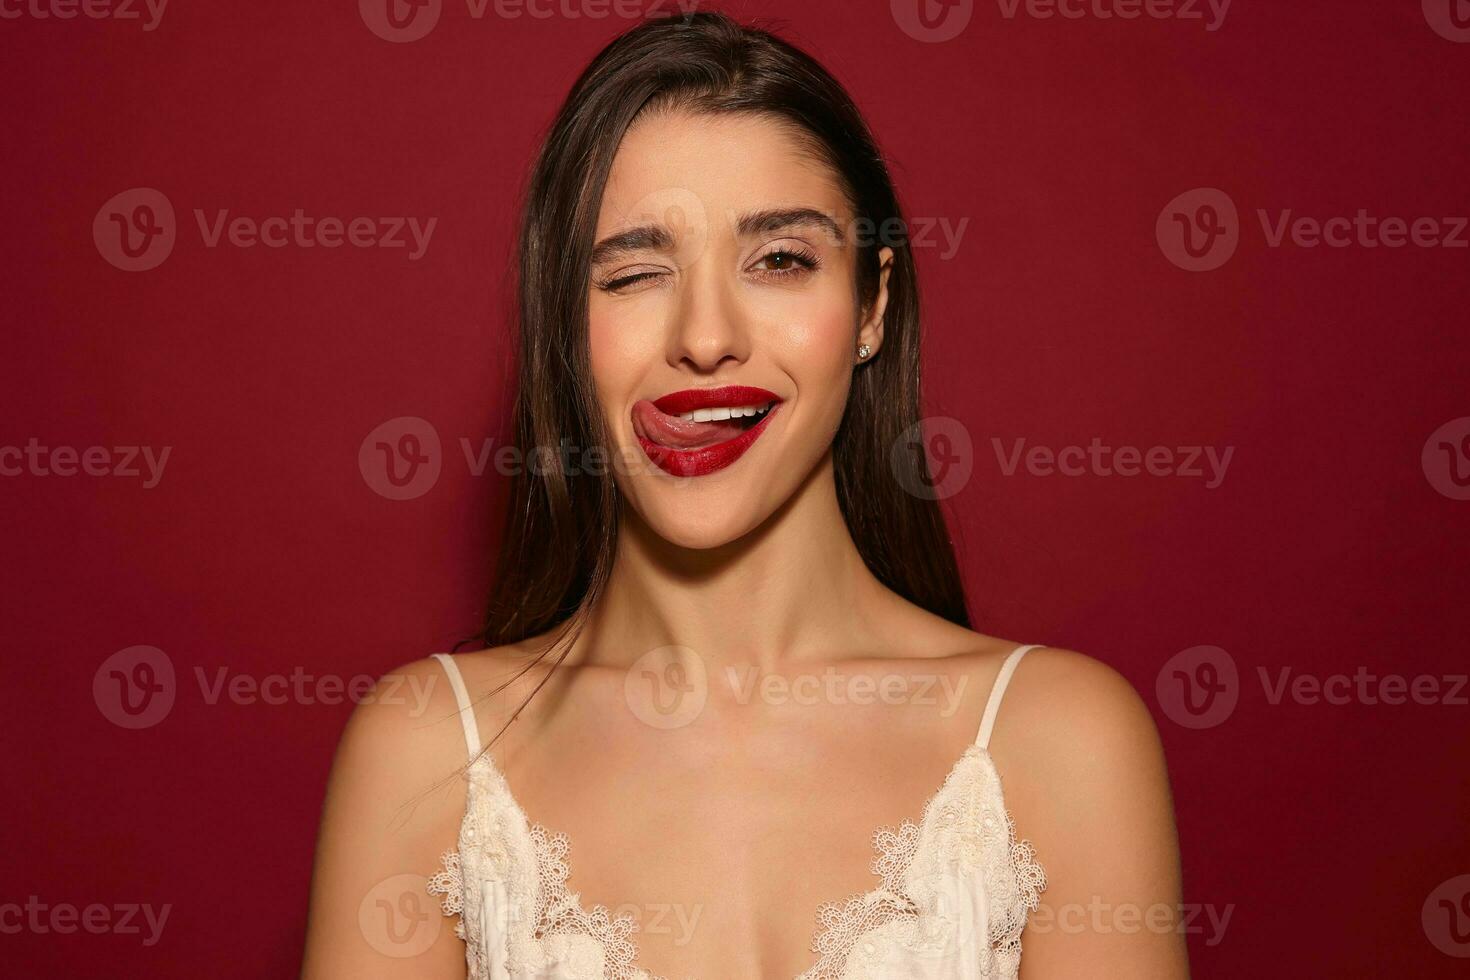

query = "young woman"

[{"left": 303, "top": 12, "right": 1186, "bottom": 979}]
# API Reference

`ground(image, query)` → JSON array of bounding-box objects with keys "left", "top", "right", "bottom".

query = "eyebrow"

[
  {"left": 733, "top": 206, "right": 846, "bottom": 243},
  {"left": 589, "top": 206, "right": 846, "bottom": 266},
  {"left": 589, "top": 224, "right": 675, "bottom": 266}
]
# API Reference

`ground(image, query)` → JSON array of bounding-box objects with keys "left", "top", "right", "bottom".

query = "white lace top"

[{"left": 427, "top": 644, "right": 1047, "bottom": 980}]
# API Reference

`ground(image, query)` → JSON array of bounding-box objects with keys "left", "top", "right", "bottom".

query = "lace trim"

[
  {"left": 427, "top": 850, "right": 468, "bottom": 941},
  {"left": 529, "top": 825, "right": 665, "bottom": 980},
  {"left": 800, "top": 747, "right": 1047, "bottom": 979},
  {"left": 430, "top": 748, "right": 1044, "bottom": 980},
  {"left": 803, "top": 822, "right": 923, "bottom": 977},
  {"left": 427, "top": 811, "right": 664, "bottom": 979},
  {"left": 992, "top": 809, "right": 1047, "bottom": 964}
]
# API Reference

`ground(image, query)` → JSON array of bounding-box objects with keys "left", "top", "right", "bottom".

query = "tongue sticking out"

[{"left": 633, "top": 399, "right": 752, "bottom": 451}]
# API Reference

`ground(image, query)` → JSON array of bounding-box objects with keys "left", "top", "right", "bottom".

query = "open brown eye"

[{"left": 754, "top": 247, "right": 819, "bottom": 275}]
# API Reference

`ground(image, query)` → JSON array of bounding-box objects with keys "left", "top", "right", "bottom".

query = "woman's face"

[{"left": 587, "top": 109, "right": 891, "bottom": 550}]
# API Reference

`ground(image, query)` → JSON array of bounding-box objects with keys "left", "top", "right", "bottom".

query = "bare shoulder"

[
  {"left": 899, "top": 616, "right": 1173, "bottom": 819},
  {"left": 303, "top": 642, "right": 567, "bottom": 974},
  {"left": 974, "top": 643, "right": 1173, "bottom": 823},
  {"left": 331, "top": 642, "right": 550, "bottom": 777},
  {"left": 330, "top": 654, "right": 470, "bottom": 779},
  {"left": 985, "top": 646, "right": 1187, "bottom": 973},
  {"left": 999, "top": 646, "right": 1165, "bottom": 763},
  {"left": 871, "top": 597, "right": 1163, "bottom": 755},
  {"left": 303, "top": 651, "right": 510, "bottom": 976},
  {"left": 311, "top": 653, "right": 486, "bottom": 857},
  {"left": 862, "top": 601, "right": 1187, "bottom": 971}
]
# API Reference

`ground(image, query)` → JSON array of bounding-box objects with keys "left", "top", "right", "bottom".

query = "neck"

[{"left": 574, "top": 455, "right": 891, "bottom": 671}]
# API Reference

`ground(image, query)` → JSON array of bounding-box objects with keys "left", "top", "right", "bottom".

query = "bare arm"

[
  {"left": 301, "top": 657, "right": 468, "bottom": 979},
  {"left": 998, "top": 649, "right": 1190, "bottom": 978}
]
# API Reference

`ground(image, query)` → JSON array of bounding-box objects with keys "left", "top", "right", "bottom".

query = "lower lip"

[{"left": 636, "top": 403, "right": 782, "bottom": 478}]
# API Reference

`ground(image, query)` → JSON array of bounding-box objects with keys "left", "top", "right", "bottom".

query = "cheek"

[
  {"left": 763, "top": 289, "right": 858, "bottom": 396},
  {"left": 774, "top": 312, "right": 852, "bottom": 365},
  {"left": 587, "top": 299, "right": 659, "bottom": 417}
]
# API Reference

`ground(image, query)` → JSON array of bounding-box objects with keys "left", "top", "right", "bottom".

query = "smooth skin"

[{"left": 303, "top": 109, "right": 1188, "bottom": 979}]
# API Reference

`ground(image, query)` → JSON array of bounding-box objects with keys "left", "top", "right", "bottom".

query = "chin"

[{"left": 629, "top": 490, "right": 772, "bottom": 551}]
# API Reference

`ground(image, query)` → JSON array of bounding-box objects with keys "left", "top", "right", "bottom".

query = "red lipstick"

[{"left": 633, "top": 385, "right": 782, "bottom": 478}]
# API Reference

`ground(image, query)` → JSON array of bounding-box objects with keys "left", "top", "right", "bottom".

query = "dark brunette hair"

[{"left": 458, "top": 10, "right": 971, "bottom": 730}]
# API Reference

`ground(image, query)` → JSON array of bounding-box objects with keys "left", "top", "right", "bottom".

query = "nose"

[{"left": 667, "top": 258, "right": 750, "bottom": 373}]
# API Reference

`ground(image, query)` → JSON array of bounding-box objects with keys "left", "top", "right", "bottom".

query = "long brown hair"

[{"left": 458, "top": 11, "right": 971, "bottom": 731}]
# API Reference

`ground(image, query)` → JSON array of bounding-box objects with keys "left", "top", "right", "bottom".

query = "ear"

[{"left": 857, "top": 246, "right": 893, "bottom": 364}]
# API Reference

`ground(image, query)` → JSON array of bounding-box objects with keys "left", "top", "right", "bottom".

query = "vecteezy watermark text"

[
  {"left": 1258, "top": 666, "right": 1468, "bottom": 708},
  {"left": 1158, "top": 188, "right": 1469, "bottom": 272},
  {"left": 94, "top": 188, "right": 437, "bottom": 272},
  {"left": 995, "top": 0, "right": 1230, "bottom": 31},
  {"left": 992, "top": 437, "right": 1234, "bottom": 489},
  {"left": 93, "top": 645, "right": 439, "bottom": 729},
  {"left": 623, "top": 646, "right": 975, "bottom": 730},
  {"left": 1029, "top": 898, "right": 1234, "bottom": 946},
  {"left": 0, "top": 897, "right": 170, "bottom": 946},
  {"left": 1157, "top": 645, "right": 1470, "bottom": 729},
  {"left": 724, "top": 666, "right": 970, "bottom": 717},
  {"left": 892, "top": 0, "right": 1230, "bottom": 42},
  {"left": 194, "top": 209, "right": 436, "bottom": 259},
  {"left": 1, "top": 439, "right": 170, "bottom": 488},
  {"left": 359, "top": 416, "right": 685, "bottom": 501},
  {"left": 359, "top": 0, "right": 702, "bottom": 42},
  {"left": 0, "top": 0, "right": 168, "bottom": 30}
]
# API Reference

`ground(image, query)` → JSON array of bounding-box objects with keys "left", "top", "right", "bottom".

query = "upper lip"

[{"left": 651, "top": 385, "right": 782, "bottom": 415}]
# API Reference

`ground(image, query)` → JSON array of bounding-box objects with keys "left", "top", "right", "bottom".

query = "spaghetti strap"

[
  {"left": 431, "top": 652, "right": 483, "bottom": 760},
  {"left": 975, "top": 644, "right": 1041, "bottom": 750}
]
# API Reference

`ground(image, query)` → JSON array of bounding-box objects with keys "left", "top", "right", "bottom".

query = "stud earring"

[{"left": 857, "top": 344, "right": 872, "bottom": 360}]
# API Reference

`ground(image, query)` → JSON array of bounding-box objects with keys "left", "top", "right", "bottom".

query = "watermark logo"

[
  {"left": 360, "top": 417, "right": 688, "bottom": 499},
  {"left": 93, "top": 645, "right": 176, "bottom": 730},
  {"left": 1424, "top": 0, "right": 1470, "bottom": 43},
  {"left": 94, "top": 648, "right": 438, "bottom": 726},
  {"left": 360, "top": 416, "right": 442, "bottom": 500},
  {"left": 621, "top": 185, "right": 711, "bottom": 273},
  {"left": 1423, "top": 874, "right": 1470, "bottom": 957},
  {"left": 1156, "top": 645, "right": 1238, "bottom": 729},
  {"left": 1159, "top": 651, "right": 1464, "bottom": 729},
  {"left": 1156, "top": 188, "right": 1239, "bottom": 272},
  {"left": 625, "top": 645, "right": 708, "bottom": 729},
  {"left": 94, "top": 188, "right": 176, "bottom": 272},
  {"left": 891, "top": 416, "right": 975, "bottom": 500},
  {"left": 360, "top": 0, "right": 442, "bottom": 43},
  {"left": 96, "top": 190, "right": 437, "bottom": 269},
  {"left": 892, "top": 0, "right": 974, "bottom": 43},
  {"left": 360, "top": 874, "right": 441, "bottom": 957},
  {"left": 1161, "top": 190, "right": 1468, "bottom": 271},
  {"left": 1422, "top": 417, "right": 1470, "bottom": 501}
]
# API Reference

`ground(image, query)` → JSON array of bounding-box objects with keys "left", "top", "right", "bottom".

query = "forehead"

[{"left": 595, "top": 109, "right": 852, "bottom": 236}]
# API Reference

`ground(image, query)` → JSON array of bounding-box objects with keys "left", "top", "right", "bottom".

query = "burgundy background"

[{"left": 4, "top": 0, "right": 1468, "bottom": 976}]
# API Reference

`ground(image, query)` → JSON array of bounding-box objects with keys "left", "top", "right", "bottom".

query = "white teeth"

[{"left": 678, "top": 401, "right": 772, "bottom": 422}]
